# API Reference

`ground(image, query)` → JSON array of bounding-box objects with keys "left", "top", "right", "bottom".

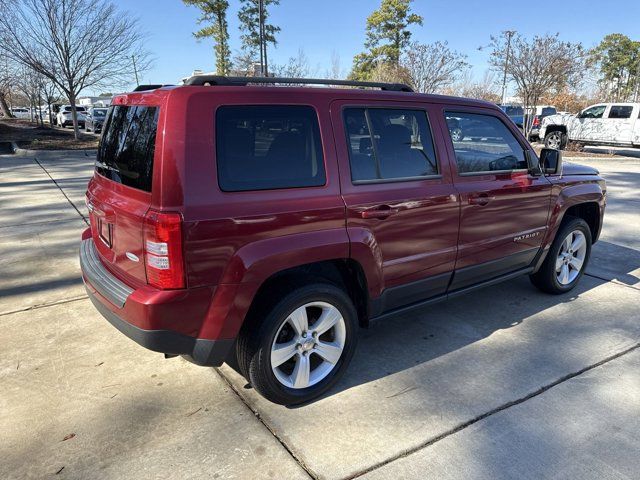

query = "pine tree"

[
  {"left": 238, "top": 0, "right": 280, "bottom": 75},
  {"left": 184, "top": 0, "right": 231, "bottom": 75},
  {"left": 350, "top": 0, "right": 422, "bottom": 80}
]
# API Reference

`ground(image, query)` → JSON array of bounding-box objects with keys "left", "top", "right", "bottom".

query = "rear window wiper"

[{"left": 94, "top": 159, "right": 119, "bottom": 172}]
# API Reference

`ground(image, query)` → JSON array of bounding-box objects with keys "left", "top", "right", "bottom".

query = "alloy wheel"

[
  {"left": 546, "top": 131, "right": 562, "bottom": 149},
  {"left": 555, "top": 230, "right": 587, "bottom": 285},
  {"left": 270, "top": 302, "right": 346, "bottom": 389}
]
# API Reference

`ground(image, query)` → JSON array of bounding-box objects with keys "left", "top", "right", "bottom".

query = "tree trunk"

[
  {"left": 0, "top": 92, "right": 12, "bottom": 117},
  {"left": 68, "top": 91, "right": 79, "bottom": 140}
]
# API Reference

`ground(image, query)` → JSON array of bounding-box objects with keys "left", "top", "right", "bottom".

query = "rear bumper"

[
  {"left": 62, "top": 119, "right": 85, "bottom": 127},
  {"left": 80, "top": 238, "right": 234, "bottom": 366}
]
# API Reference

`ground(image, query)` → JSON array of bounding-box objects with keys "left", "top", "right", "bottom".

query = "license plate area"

[{"left": 98, "top": 218, "right": 112, "bottom": 248}]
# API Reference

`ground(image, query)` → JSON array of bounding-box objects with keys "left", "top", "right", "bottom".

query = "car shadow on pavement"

[{"left": 284, "top": 240, "right": 640, "bottom": 407}]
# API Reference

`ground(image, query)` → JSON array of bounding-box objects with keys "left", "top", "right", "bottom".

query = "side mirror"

[
  {"left": 540, "top": 148, "right": 563, "bottom": 175},
  {"left": 525, "top": 150, "right": 541, "bottom": 176}
]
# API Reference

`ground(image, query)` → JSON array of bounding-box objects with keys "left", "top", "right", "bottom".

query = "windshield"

[{"left": 93, "top": 109, "right": 107, "bottom": 117}]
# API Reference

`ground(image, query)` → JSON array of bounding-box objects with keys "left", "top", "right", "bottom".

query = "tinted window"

[
  {"left": 216, "top": 105, "right": 325, "bottom": 192},
  {"left": 96, "top": 105, "right": 159, "bottom": 192},
  {"left": 344, "top": 108, "right": 437, "bottom": 182},
  {"left": 445, "top": 111, "right": 526, "bottom": 174},
  {"left": 608, "top": 105, "right": 633, "bottom": 119},
  {"left": 540, "top": 107, "right": 556, "bottom": 117},
  {"left": 580, "top": 105, "right": 606, "bottom": 118}
]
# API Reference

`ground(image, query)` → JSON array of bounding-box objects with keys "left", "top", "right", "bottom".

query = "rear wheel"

[
  {"left": 544, "top": 130, "right": 567, "bottom": 150},
  {"left": 236, "top": 282, "right": 358, "bottom": 405},
  {"left": 530, "top": 217, "right": 591, "bottom": 294}
]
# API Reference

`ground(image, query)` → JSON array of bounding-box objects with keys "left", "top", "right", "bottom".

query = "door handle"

[
  {"left": 468, "top": 194, "right": 492, "bottom": 206},
  {"left": 361, "top": 206, "right": 399, "bottom": 219}
]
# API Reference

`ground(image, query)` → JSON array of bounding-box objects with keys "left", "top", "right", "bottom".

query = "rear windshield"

[
  {"left": 540, "top": 107, "right": 557, "bottom": 117},
  {"left": 96, "top": 105, "right": 159, "bottom": 192}
]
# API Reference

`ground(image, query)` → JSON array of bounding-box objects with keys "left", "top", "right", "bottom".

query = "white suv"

[
  {"left": 56, "top": 105, "right": 87, "bottom": 128},
  {"left": 540, "top": 103, "right": 640, "bottom": 149}
]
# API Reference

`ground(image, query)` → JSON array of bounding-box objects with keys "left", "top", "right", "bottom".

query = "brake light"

[
  {"left": 533, "top": 116, "right": 540, "bottom": 127},
  {"left": 143, "top": 210, "right": 185, "bottom": 289}
]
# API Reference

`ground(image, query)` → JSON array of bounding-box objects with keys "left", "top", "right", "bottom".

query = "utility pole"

[
  {"left": 258, "top": 0, "right": 265, "bottom": 76},
  {"left": 132, "top": 55, "right": 140, "bottom": 86},
  {"left": 501, "top": 30, "right": 516, "bottom": 105},
  {"left": 634, "top": 56, "right": 640, "bottom": 103}
]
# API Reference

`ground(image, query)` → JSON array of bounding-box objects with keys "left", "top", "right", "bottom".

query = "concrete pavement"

[{"left": 1, "top": 149, "right": 639, "bottom": 479}]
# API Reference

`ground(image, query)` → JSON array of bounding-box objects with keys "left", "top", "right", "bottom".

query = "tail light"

[
  {"left": 533, "top": 116, "right": 540, "bottom": 127},
  {"left": 143, "top": 210, "right": 185, "bottom": 289}
]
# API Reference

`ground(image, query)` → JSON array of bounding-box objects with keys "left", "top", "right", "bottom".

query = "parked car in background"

[
  {"left": 528, "top": 105, "right": 557, "bottom": 140},
  {"left": 84, "top": 107, "right": 108, "bottom": 133},
  {"left": 80, "top": 77, "right": 606, "bottom": 405},
  {"left": 540, "top": 103, "right": 640, "bottom": 149},
  {"left": 56, "top": 105, "right": 87, "bottom": 128},
  {"left": 498, "top": 105, "right": 524, "bottom": 128},
  {"left": 10, "top": 107, "right": 31, "bottom": 120}
]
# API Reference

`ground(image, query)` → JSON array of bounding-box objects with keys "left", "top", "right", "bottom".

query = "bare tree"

[
  {"left": 36, "top": 73, "right": 61, "bottom": 125},
  {"left": 402, "top": 41, "right": 468, "bottom": 93},
  {"left": 325, "top": 51, "right": 343, "bottom": 80},
  {"left": 0, "top": 0, "right": 151, "bottom": 138},
  {"left": 0, "top": 57, "right": 17, "bottom": 117},
  {"left": 369, "top": 61, "right": 412, "bottom": 85},
  {"left": 455, "top": 70, "right": 501, "bottom": 103},
  {"left": 272, "top": 49, "right": 311, "bottom": 78},
  {"left": 489, "top": 33, "right": 584, "bottom": 136},
  {"left": 14, "top": 65, "right": 42, "bottom": 124}
]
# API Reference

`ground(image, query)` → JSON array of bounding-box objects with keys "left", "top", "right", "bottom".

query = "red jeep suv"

[{"left": 80, "top": 76, "right": 606, "bottom": 405}]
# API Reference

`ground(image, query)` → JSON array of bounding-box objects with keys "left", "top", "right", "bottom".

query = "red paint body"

[{"left": 82, "top": 85, "right": 606, "bottom": 349}]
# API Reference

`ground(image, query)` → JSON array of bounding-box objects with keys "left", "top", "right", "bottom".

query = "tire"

[
  {"left": 544, "top": 130, "right": 567, "bottom": 150},
  {"left": 530, "top": 217, "right": 592, "bottom": 294},
  {"left": 236, "top": 282, "right": 358, "bottom": 405},
  {"left": 450, "top": 127, "right": 463, "bottom": 142}
]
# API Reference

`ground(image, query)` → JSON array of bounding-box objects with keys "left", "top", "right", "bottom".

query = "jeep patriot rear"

[{"left": 80, "top": 76, "right": 606, "bottom": 405}]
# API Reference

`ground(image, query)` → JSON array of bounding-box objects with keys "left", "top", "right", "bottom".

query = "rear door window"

[
  {"left": 216, "top": 105, "right": 325, "bottom": 192},
  {"left": 608, "top": 105, "right": 633, "bottom": 119},
  {"left": 96, "top": 105, "right": 159, "bottom": 192},
  {"left": 344, "top": 108, "right": 438, "bottom": 182}
]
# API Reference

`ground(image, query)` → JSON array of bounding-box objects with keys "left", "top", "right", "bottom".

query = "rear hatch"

[{"left": 87, "top": 104, "right": 160, "bottom": 286}]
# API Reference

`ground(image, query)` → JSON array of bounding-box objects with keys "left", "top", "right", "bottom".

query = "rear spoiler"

[{"left": 132, "top": 84, "right": 171, "bottom": 92}]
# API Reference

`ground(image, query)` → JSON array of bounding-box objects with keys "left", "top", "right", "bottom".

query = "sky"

[{"left": 103, "top": 0, "right": 640, "bottom": 95}]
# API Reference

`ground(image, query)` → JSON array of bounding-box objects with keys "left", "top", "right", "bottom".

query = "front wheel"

[
  {"left": 544, "top": 130, "right": 567, "bottom": 150},
  {"left": 530, "top": 217, "right": 592, "bottom": 294},
  {"left": 450, "top": 127, "right": 463, "bottom": 142},
  {"left": 236, "top": 282, "right": 358, "bottom": 405}
]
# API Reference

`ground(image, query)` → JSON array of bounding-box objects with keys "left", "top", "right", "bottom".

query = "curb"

[{"left": 8, "top": 142, "right": 97, "bottom": 157}]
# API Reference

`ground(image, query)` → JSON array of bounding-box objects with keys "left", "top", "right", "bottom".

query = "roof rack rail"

[
  {"left": 132, "top": 84, "right": 168, "bottom": 92},
  {"left": 182, "top": 75, "right": 414, "bottom": 92}
]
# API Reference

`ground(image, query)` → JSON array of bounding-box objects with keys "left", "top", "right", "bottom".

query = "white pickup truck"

[{"left": 540, "top": 103, "right": 640, "bottom": 149}]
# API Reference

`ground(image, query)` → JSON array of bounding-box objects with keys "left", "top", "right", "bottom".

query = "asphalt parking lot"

[{"left": 1, "top": 149, "right": 639, "bottom": 480}]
